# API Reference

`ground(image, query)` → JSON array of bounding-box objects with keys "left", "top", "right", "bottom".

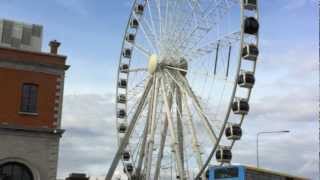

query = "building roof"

[
  {"left": 0, "top": 46, "right": 69, "bottom": 70},
  {"left": 244, "top": 165, "right": 309, "bottom": 180}
]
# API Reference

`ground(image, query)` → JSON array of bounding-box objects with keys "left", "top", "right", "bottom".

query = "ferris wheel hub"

[{"left": 148, "top": 54, "right": 158, "bottom": 74}]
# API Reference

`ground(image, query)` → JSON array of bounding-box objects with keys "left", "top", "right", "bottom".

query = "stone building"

[{"left": 0, "top": 19, "right": 69, "bottom": 180}]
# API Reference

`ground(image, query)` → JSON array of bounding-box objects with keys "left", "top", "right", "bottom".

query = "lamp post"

[{"left": 256, "top": 130, "right": 290, "bottom": 168}]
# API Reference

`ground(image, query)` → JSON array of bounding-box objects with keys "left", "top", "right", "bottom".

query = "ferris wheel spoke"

[
  {"left": 165, "top": 1, "right": 181, "bottom": 37},
  {"left": 166, "top": 2, "right": 189, "bottom": 48},
  {"left": 203, "top": 0, "right": 238, "bottom": 21},
  {"left": 106, "top": 77, "right": 153, "bottom": 180},
  {"left": 165, "top": 70, "right": 218, "bottom": 144},
  {"left": 154, "top": 83, "right": 174, "bottom": 180},
  {"left": 160, "top": 77, "right": 186, "bottom": 179},
  {"left": 169, "top": 1, "right": 199, "bottom": 47},
  {"left": 155, "top": 0, "right": 162, "bottom": 48},
  {"left": 132, "top": 13, "right": 159, "bottom": 54},
  {"left": 135, "top": 118, "right": 149, "bottom": 178},
  {"left": 187, "top": 0, "right": 208, "bottom": 26},
  {"left": 175, "top": 87, "right": 185, "bottom": 169},
  {"left": 145, "top": 0, "right": 161, "bottom": 53},
  {"left": 127, "top": 76, "right": 150, "bottom": 100},
  {"left": 132, "top": 43, "right": 152, "bottom": 57},
  {"left": 146, "top": 75, "right": 161, "bottom": 180},
  {"left": 162, "top": 0, "right": 169, "bottom": 43},
  {"left": 173, "top": 5, "right": 211, "bottom": 51},
  {"left": 142, "top": 76, "right": 156, "bottom": 177},
  {"left": 177, "top": 0, "right": 239, "bottom": 55},
  {"left": 184, "top": 31, "right": 240, "bottom": 60},
  {"left": 175, "top": 85, "right": 206, "bottom": 179},
  {"left": 140, "top": 16, "right": 161, "bottom": 51},
  {"left": 122, "top": 68, "right": 148, "bottom": 73},
  {"left": 176, "top": 25, "right": 210, "bottom": 56},
  {"left": 154, "top": 120, "right": 168, "bottom": 180},
  {"left": 182, "top": 93, "right": 205, "bottom": 178},
  {"left": 131, "top": 121, "right": 150, "bottom": 166},
  {"left": 125, "top": 68, "right": 148, "bottom": 73},
  {"left": 165, "top": 66, "right": 235, "bottom": 84}
]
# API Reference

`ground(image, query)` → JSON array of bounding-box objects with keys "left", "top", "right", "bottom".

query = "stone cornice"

[{"left": 0, "top": 124, "right": 65, "bottom": 136}]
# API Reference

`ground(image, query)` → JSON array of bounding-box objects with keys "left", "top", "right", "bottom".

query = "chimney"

[{"left": 49, "top": 40, "right": 61, "bottom": 55}]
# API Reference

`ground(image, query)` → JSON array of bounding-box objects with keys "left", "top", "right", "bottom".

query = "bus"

[{"left": 207, "top": 165, "right": 308, "bottom": 180}]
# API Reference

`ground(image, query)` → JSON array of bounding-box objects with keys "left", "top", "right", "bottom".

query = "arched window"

[{"left": 0, "top": 162, "right": 34, "bottom": 180}]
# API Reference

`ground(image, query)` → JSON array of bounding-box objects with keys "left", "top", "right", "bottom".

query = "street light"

[{"left": 256, "top": 130, "right": 290, "bottom": 168}]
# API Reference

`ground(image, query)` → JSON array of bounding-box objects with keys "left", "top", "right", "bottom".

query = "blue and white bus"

[{"left": 207, "top": 165, "right": 308, "bottom": 180}]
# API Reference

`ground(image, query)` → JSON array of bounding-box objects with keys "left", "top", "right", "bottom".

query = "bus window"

[{"left": 215, "top": 167, "right": 239, "bottom": 179}]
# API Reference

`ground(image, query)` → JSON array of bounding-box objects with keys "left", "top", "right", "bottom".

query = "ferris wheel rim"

[{"left": 111, "top": 0, "right": 260, "bottom": 179}]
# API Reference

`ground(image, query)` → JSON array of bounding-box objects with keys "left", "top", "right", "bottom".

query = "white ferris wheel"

[{"left": 107, "top": 0, "right": 259, "bottom": 179}]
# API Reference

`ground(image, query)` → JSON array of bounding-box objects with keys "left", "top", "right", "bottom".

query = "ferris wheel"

[{"left": 106, "top": 0, "right": 259, "bottom": 179}]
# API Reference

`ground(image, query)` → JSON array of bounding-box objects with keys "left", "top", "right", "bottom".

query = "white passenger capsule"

[
  {"left": 122, "top": 151, "right": 131, "bottom": 161},
  {"left": 118, "top": 122, "right": 127, "bottom": 133},
  {"left": 119, "top": 64, "right": 129, "bottom": 73},
  {"left": 135, "top": 4, "right": 144, "bottom": 15},
  {"left": 130, "top": 19, "right": 139, "bottom": 29},
  {"left": 243, "top": 0, "right": 257, "bottom": 10},
  {"left": 123, "top": 49, "right": 132, "bottom": 59},
  {"left": 216, "top": 146, "right": 232, "bottom": 163},
  {"left": 117, "top": 109, "right": 127, "bottom": 119},
  {"left": 232, "top": 98, "right": 249, "bottom": 115},
  {"left": 238, "top": 71, "right": 255, "bottom": 88},
  {"left": 126, "top": 33, "right": 135, "bottom": 43},
  {"left": 117, "top": 94, "right": 127, "bottom": 104},
  {"left": 242, "top": 44, "right": 259, "bottom": 61},
  {"left": 118, "top": 79, "right": 127, "bottom": 89},
  {"left": 225, "top": 124, "right": 242, "bottom": 140},
  {"left": 244, "top": 17, "right": 259, "bottom": 35},
  {"left": 124, "top": 163, "right": 134, "bottom": 173}
]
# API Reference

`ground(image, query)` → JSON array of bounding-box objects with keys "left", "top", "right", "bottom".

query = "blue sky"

[
  {"left": 0, "top": 0, "right": 318, "bottom": 179},
  {"left": 0, "top": 0, "right": 317, "bottom": 94}
]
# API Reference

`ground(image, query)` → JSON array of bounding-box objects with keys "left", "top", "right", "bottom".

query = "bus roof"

[{"left": 243, "top": 165, "right": 309, "bottom": 180}]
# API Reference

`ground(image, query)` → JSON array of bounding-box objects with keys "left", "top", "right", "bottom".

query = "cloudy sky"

[{"left": 0, "top": 0, "right": 318, "bottom": 179}]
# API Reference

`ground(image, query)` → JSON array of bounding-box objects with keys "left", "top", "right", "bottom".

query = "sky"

[{"left": 0, "top": 0, "right": 318, "bottom": 179}]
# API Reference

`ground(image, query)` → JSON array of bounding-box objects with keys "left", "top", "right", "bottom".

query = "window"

[
  {"left": 0, "top": 162, "right": 34, "bottom": 180},
  {"left": 1, "top": 20, "right": 13, "bottom": 44},
  {"left": 20, "top": 83, "right": 38, "bottom": 114},
  {"left": 215, "top": 167, "right": 239, "bottom": 178},
  {"left": 21, "top": 27, "right": 32, "bottom": 45}
]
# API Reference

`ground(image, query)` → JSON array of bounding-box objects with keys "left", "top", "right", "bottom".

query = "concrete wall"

[{"left": 0, "top": 129, "right": 60, "bottom": 180}]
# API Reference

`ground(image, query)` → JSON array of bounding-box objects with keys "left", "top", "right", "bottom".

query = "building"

[
  {"left": 0, "top": 19, "right": 43, "bottom": 52},
  {"left": 0, "top": 19, "right": 69, "bottom": 180}
]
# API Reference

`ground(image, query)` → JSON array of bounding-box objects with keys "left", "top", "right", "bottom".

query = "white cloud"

[
  {"left": 57, "top": 90, "right": 318, "bottom": 179},
  {"left": 58, "top": 94, "right": 118, "bottom": 178},
  {"left": 58, "top": 43, "right": 319, "bottom": 179}
]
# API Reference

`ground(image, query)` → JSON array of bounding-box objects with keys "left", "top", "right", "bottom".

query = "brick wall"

[{"left": 0, "top": 67, "right": 60, "bottom": 129}]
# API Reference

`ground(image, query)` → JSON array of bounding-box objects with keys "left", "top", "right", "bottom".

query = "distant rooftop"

[{"left": 0, "top": 19, "right": 43, "bottom": 52}]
